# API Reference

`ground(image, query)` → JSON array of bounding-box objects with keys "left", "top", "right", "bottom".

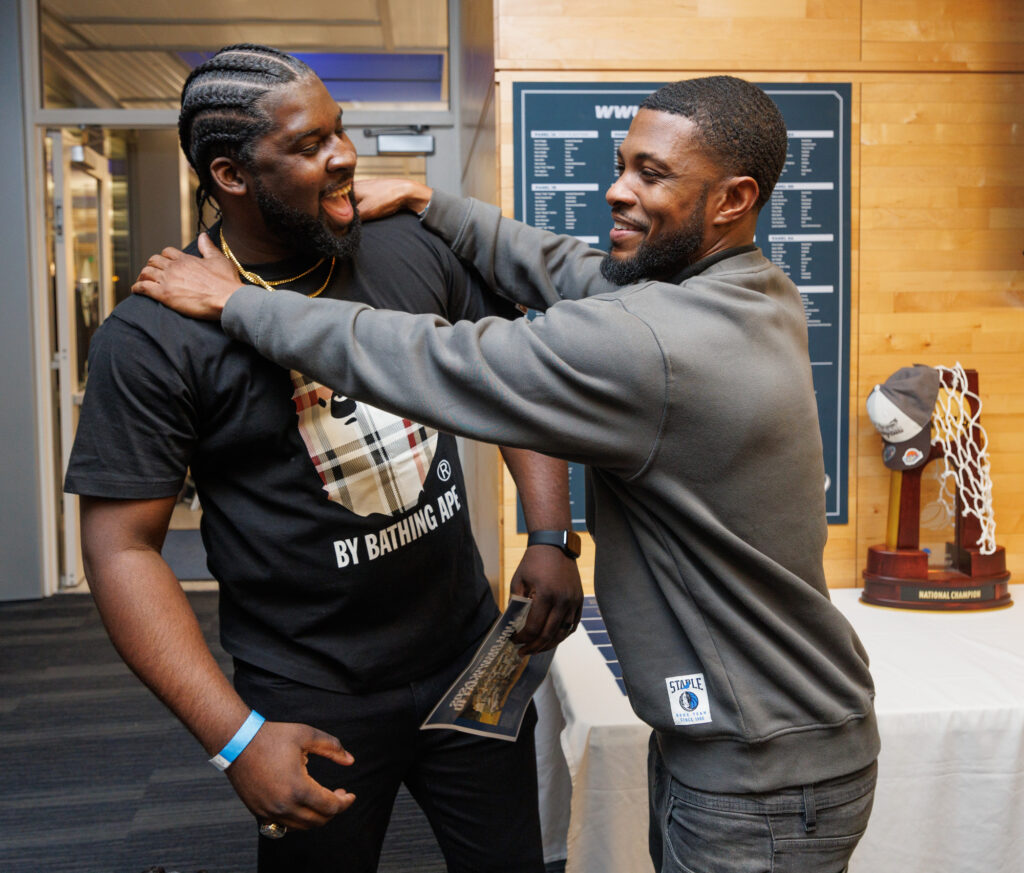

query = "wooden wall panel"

[
  {"left": 495, "top": 0, "right": 862, "bottom": 70},
  {"left": 862, "top": 0, "right": 1024, "bottom": 71},
  {"left": 484, "top": 6, "right": 1024, "bottom": 592}
]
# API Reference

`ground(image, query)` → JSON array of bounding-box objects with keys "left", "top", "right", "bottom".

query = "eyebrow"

[
  {"left": 614, "top": 148, "right": 671, "bottom": 169},
  {"left": 290, "top": 111, "right": 344, "bottom": 146},
  {"left": 628, "top": 150, "right": 671, "bottom": 169}
]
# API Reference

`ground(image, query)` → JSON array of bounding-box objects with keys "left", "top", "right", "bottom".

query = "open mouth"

[{"left": 321, "top": 181, "right": 354, "bottom": 227}]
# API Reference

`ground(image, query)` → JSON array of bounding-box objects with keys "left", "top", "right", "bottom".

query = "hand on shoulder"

[{"left": 132, "top": 233, "right": 242, "bottom": 320}]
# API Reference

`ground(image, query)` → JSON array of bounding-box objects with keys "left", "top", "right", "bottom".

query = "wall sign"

[{"left": 514, "top": 81, "right": 851, "bottom": 528}]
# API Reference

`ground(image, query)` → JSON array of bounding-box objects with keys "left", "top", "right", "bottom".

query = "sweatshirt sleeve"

[
  {"left": 422, "top": 189, "right": 618, "bottom": 312},
  {"left": 222, "top": 285, "right": 664, "bottom": 476}
]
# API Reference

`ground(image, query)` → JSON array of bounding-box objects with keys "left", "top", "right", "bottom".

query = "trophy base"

[{"left": 862, "top": 545, "right": 1012, "bottom": 610}]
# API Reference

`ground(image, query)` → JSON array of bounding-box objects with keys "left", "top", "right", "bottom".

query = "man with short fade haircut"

[
  {"left": 598, "top": 75, "right": 790, "bottom": 286},
  {"left": 66, "top": 43, "right": 582, "bottom": 873},
  {"left": 138, "top": 74, "right": 881, "bottom": 872}
]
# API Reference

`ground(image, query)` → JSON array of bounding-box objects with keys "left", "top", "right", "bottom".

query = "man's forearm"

[
  {"left": 500, "top": 447, "right": 583, "bottom": 652},
  {"left": 422, "top": 190, "right": 614, "bottom": 312},
  {"left": 87, "top": 546, "right": 251, "bottom": 755},
  {"left": 500, "top": 447, "right": 571, "bottom": 531}
]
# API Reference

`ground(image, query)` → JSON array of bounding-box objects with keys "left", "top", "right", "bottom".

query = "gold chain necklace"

[{"left": 220, "top": 235, "right": 335, "bottom": 299}]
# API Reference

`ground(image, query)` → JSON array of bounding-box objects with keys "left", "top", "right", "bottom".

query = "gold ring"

[{"left": 259, "top": 822, "right": 288, "bottom": 839}]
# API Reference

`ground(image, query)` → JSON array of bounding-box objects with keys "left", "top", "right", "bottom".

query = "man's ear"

[
  {"left": 710, "top": 176, "right": 760, "bottom": 226},
  {"left": 208, "top": 156, "right": 249, "bottom": 200}
]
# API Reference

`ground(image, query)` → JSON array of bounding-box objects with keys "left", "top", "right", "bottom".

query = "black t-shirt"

[{"left": 65, "top": 214, "right": 517, "bottom": 693}]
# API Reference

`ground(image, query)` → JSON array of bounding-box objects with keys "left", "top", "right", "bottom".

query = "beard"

[
  {"left": 252, "top": 177, "right": 363, "bottom": 261},
  {"left": 599, "top": 185, "right": 709, "bottom": 286}
]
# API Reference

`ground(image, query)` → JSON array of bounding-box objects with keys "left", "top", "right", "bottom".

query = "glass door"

[{"left": 46, "top": 129, "right": 114, "bottom": 589}]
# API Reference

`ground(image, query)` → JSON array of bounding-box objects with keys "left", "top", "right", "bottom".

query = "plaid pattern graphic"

[{"left": 291, "top": 371, "right": 438, "bottom": 517}]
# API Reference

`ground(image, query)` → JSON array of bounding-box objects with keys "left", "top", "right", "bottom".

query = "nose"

[
  {"left": 327, "top": 133, "right": 357, "bottom": 173},
  {"left": 606, "top": 174, "right": 635, "bottom": 208}
]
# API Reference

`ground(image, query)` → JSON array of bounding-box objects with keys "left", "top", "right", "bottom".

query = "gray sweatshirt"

[{"left": 222, "top": 190, "right": 879, "bottom": 793}]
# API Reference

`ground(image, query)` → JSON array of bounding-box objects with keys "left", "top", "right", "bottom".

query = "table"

[{"left": 536, "top": 587, "right": 1024, "bottom": 873}]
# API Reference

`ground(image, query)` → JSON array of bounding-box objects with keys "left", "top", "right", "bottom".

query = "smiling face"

[
  {"left": 243, "top": 75, "right": 362, "bottom": 259},
  {"left": 601, "top": 109, "right": 723, "bottom": 284}
]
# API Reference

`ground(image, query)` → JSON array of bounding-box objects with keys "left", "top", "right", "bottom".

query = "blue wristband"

[{"left": 209, "top": 710, "right": 265, "bottom": 771}]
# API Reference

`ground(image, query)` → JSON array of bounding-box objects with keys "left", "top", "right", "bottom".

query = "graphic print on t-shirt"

[{"left": 291, "top": 371, "right": 438, "bottom": 516}]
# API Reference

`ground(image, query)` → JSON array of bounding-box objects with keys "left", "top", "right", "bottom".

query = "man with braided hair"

[
  {"left": 138, "top": 75, "right": 881, "bottom": 872},
  {"left": 66, "top": 44, "right": 580, "bottom": 872}
]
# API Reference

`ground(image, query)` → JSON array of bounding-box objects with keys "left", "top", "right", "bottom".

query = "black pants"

[{"left": 234, "top": 646, "right": 545, "bottom": 873}]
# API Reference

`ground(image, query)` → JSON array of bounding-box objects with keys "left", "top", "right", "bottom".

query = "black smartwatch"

[{"left": 527, "top": 529, "right": 581, "bottom": 559}]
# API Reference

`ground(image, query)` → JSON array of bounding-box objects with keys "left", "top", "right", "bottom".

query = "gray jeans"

[{"left": 648, "top": 734, "right": 876, "bottom": 873}]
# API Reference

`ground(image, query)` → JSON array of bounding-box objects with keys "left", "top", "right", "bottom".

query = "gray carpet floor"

[
  {"left": 160, "top": 529, "right": 213, "bottom": 582},
  {"left": 0, "top": 590, "right": 453, "bottom": 873}
]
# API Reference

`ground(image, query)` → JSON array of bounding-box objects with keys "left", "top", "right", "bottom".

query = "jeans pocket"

[
  {"left": 770, "top": 829, "right": 866, "bottom": 873},
  {"left": 769, "top": 784, "right": 873, "bottom": 873},
  {"left": 663, "top": 794, "right": 771, "bottom": 873}
]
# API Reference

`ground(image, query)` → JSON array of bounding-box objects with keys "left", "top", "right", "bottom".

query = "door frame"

[{"left": 46, "top": 131, "right": 115, "bottom": 590}]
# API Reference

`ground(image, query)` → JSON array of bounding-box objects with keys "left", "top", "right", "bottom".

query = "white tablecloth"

[{"left": 536, "top": 586, "right": 1024, "bottom": 873}]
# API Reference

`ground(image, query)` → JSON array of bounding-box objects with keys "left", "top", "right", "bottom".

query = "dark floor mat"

[{"left": 161, "top": 528, "right": 213, "bottom": 581}]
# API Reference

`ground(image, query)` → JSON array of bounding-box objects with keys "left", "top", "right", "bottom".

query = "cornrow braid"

[{"left": 178, "top": 44, "right": 314, "bottom": 230}]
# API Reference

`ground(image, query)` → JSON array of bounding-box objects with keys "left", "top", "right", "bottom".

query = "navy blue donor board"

[{"left": 513, "top": 82, "right": 851, "bottom": 526}]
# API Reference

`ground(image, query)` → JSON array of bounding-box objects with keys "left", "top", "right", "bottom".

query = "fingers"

[
  {"left": 513, "top": 586, "right": 566, "bottom": 652},
  {"left": 145, "top": 253, "right": 170, "bottom": 270},
  {"left": 134, "top": 264, "right": 159, "bottom": 285},
  {"left": 515, "top": 595, "right": 572, "bottom": 654},
  {"left": 517, "top": 593, "right": 581, "bottom": 654},
  {"left": 282, "top": 729, "right": 357, "bottom": 827},
  {"left": 130, "top": 278, "right": 156, "bottom": 298},
  {"left": 352, "top": 180, "right": 383, "bottom": 218},
  {"left": 289, "top": 772, "right": 356, "bottom": 828},
  {"left": 352, "top": 178, "right": 431, "bottom": 220},
  {"left": 262, "top": 785, "right": 352, "bottom": 831},
  {"left": 332, "top": 788, "right": 357, "bottom": 811},
  {"left": 508, "top": 548, "right": 584, "bottom": 653},
  {"left": 305, "top": 728, "right": 355, "bottom": 768},
  {"left": 229, "top": 722, "right": 358, "bottom": 831},
  {"left": 139, "top": 251, "right": 182, "bottom": 280},
  {"left": 198, "top": 232, "right": 219, "bottom": 257},
  {"left": 131, "top": 266, "right": 166, "bottom": 300}
]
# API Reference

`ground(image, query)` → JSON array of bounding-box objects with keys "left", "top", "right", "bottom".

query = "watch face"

[{"left": 565, "top": 531, "right": 582, "bottom": 557}]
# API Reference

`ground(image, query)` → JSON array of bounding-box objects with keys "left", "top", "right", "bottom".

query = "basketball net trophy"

[{"left": 862, "top": 363, "right": 1012, "bottom": 609}]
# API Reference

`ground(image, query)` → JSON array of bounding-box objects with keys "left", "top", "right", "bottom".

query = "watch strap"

[{"left": 527, "top": 529, "right": 581, "bottom": 559}]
